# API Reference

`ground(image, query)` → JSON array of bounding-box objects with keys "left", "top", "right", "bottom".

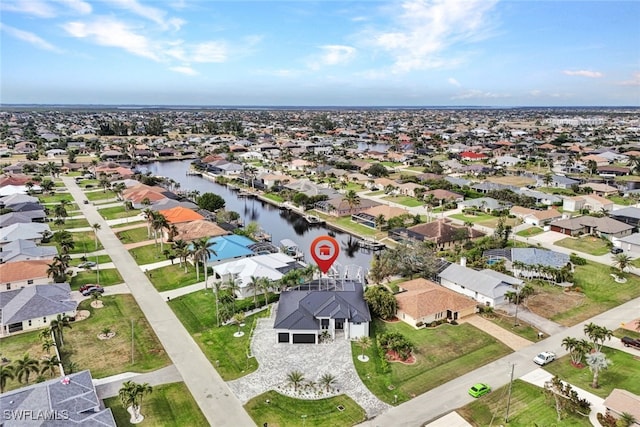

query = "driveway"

[{"left": 228, "top": 306, "right": 391, "bottom": 418}]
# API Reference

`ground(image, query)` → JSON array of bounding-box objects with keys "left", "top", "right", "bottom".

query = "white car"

[{"left": 533, "top": 351, "right": 556, "bottom": 366}]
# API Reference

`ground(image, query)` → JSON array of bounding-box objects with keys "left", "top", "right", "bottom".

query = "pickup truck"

[{"left": 621, "top": 336, "right": 640, "bottom": 349}]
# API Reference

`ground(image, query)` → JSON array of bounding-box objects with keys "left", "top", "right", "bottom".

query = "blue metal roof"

[{"left": 207, "top": 234, "right": 255, "bottom": 262}]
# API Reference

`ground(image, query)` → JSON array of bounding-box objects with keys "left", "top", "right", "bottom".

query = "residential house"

[
  {"left": 0, "top": 239, "right": 58, "bottom": 263},
  {"left": 613, "top": 233, "right": 640, "bottom": 254},
  {"left": 389, "top": 219, "right": 485, "bottom": 248},
  {"left": 284, "top": 179, "right": 339, "bottom": 198},
  {"left": 602, "top": 389, "right": 640, "bottom": 426},
  {"left": 438, "top": 261, "right": 523, "bottom": 307},
  {"left": 158, "top": 206, "right": 205, "bottom": 225},
  {"left": 351, "top": 205, "right": 408, "bottom": 229},
  {"left": 0, "top": 283, "right": 77, "bottom": 335},
  {"left": 0, "top": 370, "right": 116, "bottom": 426},
  {"left": 515, "top": 188, "right": 562, "bottom": 206},
  {"left": 581, "top": 194, "right": 614, "bottom": 212},
  {"left": 397, "top": 182, "right": 424, "bottom": 198},
  {"left": 315, "top": 196, "right": 380, "bottom": 217},
  {"left": 460, "top": 151, "right": 488, "bottom": 161},
  {"left": 172, "top": 219, "right": 230, "bottom": 242},
  {"left": 459, "top": 197, "right": 512, "bottom": 213},
  {"left": 580, "top": 182, "right": 618, "bottom": 197},
  {"left": 423, "top": 189, "right": 464, "bottom": 204},
  {"left": 395, "top": 278, "right": 477, "bottom": 327},
  {"left": 550, "top": 216, "right": 633, "bottom": 239},
  {"left": 510, "top": 207, "right": 562, "bottom": 227},
  {"left": 563, "top": 196, "right": 586, "bottom": 212},
  {"left": 274, "top": 281, "right": 370, "bottom": 344},
  {"left": 542, "top": 175, "right": 580, "bottom": 189},
  {"left": 205, "top": 234, "right": 256, "bottom": 265},
  {"left": 0, "top": 259, "right": 51, "bottom": 291},
  {"left": 493, "top": 155, "right": 522, "bottom": 167},
  {"left": 483, "top": 247, "right": 570, "bottom": 279},
  {"left": 0, "top": 210, "right": 47, "bottom": 227},
  {"left": 610, "top": 206, "right": 640, "bottom": 228},
  {"left": 0, "top": 222, "right": 51, "bottom": 246}
]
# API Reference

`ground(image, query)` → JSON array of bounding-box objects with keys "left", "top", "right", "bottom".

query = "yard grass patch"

[
  {"left": 117, "top": 226, "right": 151, "bottom": 244},
  {"left": 458, "top": 380, "right": 590, "bottom": 427},
  {"left": 0, "top": 330, "right": 51, "bottom": 393},
  {"left": 104, "top": 382, "right": 208, "bottom": 427},
  {"left": 263, "top": 192, "right": 284, "bottom": 203},
  {"left": 486, "top": 311, "right": 540, "bottom": 342},
  {"left": 99, "top": 205, "right": 141, "bottom": 220},
  {"left": 486, "top": 176, "right": 536, "bottom": 187},
  {"left": 381, "top": 195, "right": 423, "bottom": 207},
  {"left": 352, "top": 320, "right": 511, "bottom": 404},
  {"left": 85, "top": 190, "right": 117, "bottom": 202},
  {"left": 61, "top": 217, "right": 91, "bottom": 229},
  {"left": 129, "top": 243, "right": 170, "bottom": 265},
  {"left": 38, "top": 193, "right": 74, "bottom": 204},
  {"left": 148, "top": 263, "right": 201, "bottom": 292},
  {"left": 69, "top": 268, "right": 123, "bottom": 289},
  {"left": 245, "top": 390, "right": 366, "bottom": 427},
  {"left": 449, "top": 213, "right": 494, "bottom": 223},
  {"left": 554, "top": 236, "right": 610, "bottom": 256},
  {"left": 60, "top": 295, "right": 170, "bottom": 378},
  {"left": 516, "top": 227, "right": 544, "bottom": 237}
]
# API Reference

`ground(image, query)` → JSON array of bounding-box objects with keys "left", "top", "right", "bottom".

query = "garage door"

[
  {"left": 292, "top": 334, "right": 315, "bottom": 344},
  {"left": 278, "top": 333, "right": 289, "bottom": 343}
]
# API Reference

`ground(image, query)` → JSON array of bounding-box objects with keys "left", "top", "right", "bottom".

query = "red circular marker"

[{"left": 310, "top": 235, "right": 340, "bottom": 273}]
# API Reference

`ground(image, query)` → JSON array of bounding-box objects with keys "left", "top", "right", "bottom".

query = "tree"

[
  {"left": 172, "top": 240, "right": 190, "bottom": 272},
  {"left": 543, "top": 173, "right": 553, "bottom": 187},
  {"left": 196, "top": 192, "right": 226, "bottom": 211},
  {"left": 585, "top": 351, "right": 611, "bottom": 389},
  {"left": 612, "top": 253, "right": 631, "bottom": 273},
  {"left": 344, "top": 189, "right": 360, "bottom": 211},
  {"left": 249, "top": 276, "right": 261, "bottom": 307},
  {"left": 583, "top": 322, "right": 612, "bottom": 353},
  {"left": 42, "top": 339, "right": 56, "bottom": 355},
  {"left": 259, "top": 277, "right": 272, "bottom": 307},
  {"left": 0, "top": 364, "right": 14, "bottom": 393},
  {"left": 50, "top": 314, "right": 72, "bottom": 348},
  {"left": 232, "top": 312, "right": 245, "bottom": 335},
  {"left": 92, "top": 222, "right": 101, "bottom": 249},
  {"left": 357, "top": 336, "right": 371, "bottom": 361},
  {"left": 319, "top": 373, "right": 336, "bottom": 392},
  {"left": 561, "top": 337, "right": 591, "bottom": 367},
  {"left": 14, "top": 353, "right": 40, "bottom": 384},
  {"left": 151, "top": 212, "right": 168, "bottom": 253},
  {"left": 366, "top": 163, "right": 389, "bottom": 177},
  {"left": 364, "top": 286, "right": 397, "bottom": 320},
  {"left": 40, "top": 355, "right": 60, "bottom": 378},
  {"left": 191, "top": 238, "right": 217, "bottom": 287},
  {"left": 543, "top": 375, "right": 591, "bottom": 421},
  {"left": 119, "top": 381, "right": 153, "bottom": 422},
  {"left": 286, "top": 370, "right": 305, "bottom": 392}
]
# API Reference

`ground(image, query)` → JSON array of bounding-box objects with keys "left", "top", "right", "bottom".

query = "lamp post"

[{"left": 505, "top": 363, "right": 515, "bottom": 423}]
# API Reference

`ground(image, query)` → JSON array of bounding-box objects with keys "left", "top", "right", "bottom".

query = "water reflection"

[{"left": 341, "top": 236, "right": 360, "bottom": 258}]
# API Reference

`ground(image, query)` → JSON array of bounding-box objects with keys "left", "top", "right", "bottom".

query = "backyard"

[
  {"left": 169, "top": 290, "right": 272, "bottom": 380},
  {"left": 245, "top": 391, "right": 366, "bottom": 427},
  {"left": 0, "top": 330, "right": 50, "bottom": 392},
  {"left": 457, "top": 380, "right": 590, "bottom": 427},
  {"left": 69, "top": 268, "right": 123, "bottom": 289},
  {"left": 104, "top": 382, "right": 208, "bottom": 427},
  {"left": 554, "top": 236, "right": 610, "bottom": 256},
  {"left": 351, "top": 320, "right": 512, "bottom": 405}
]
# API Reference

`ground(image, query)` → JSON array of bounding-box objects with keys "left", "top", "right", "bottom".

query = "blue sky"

[{"left": 1, "top": 0, "right": 639, "bottom": 106}]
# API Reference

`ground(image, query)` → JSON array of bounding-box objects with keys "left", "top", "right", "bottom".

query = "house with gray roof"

[
  {"left": 0, "top": 222, "right": 51, "bottom": 246},
  {"left": 550, "top": 216, "right": 633, "bottom": 239},
  {"left": 274, "top": 281, "right": 371, "bottom": 344},
  {"left": 459, "top": 197, "right": 512, "bottom": 212},
  {"left": 0, "top": 239, "right": 58, "bottom": 263},
  {"left": 0, "top": 211, "right": 47, "bottom": 227},
  {"left": 613, "top": 232, "right": 640, "bottom": 254},
  {"left": 484, "top": 248, "right": 570, "bottom": 280},
  {"left": 0, "top": 283, "right": 77, "bottom": 335},
  {"left": 0, "top": 193, "right": 39, "bottom": 207},
  {"left": 0, "top": 370, "right": 116, "bottom": 426},
  {"left": 438, "top": 262, "right": 523, "bottom": 307},
  {"left": 610, "top": 206, "right": 640, "bottom": 228}
]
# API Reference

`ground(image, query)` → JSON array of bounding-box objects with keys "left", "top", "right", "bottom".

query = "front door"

[{"left": 335, "top": 319, "right": 344, "bottom": 329}]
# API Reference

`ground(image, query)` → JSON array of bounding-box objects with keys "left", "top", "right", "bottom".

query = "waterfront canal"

[{"left": 140, "top": 161, "right": 374, "bottom": 275}]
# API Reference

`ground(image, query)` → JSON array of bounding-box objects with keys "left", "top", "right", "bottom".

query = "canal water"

[{"left": 140, "top": 161, "right": 374, "bottom": 275}]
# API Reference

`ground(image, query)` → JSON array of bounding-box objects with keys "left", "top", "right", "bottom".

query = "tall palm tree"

[
  {"left": 249, "top": 276, "right": 261, "bottom": 307},
  {"left": 286, "top": 370, "right": 305, "bottom": 392},
  {"left": 0, "top": 364, "right": 15, "bottom": 393},
  {"left": 91, "top": 223, "right": 101, "bottom": 249},
  {"left": 319, "top": 373, "right": 336, "bottom": 392},
  {"left": 344, "top": 189, "right": 360, "bottom": 212},
  {"left": 585, "top": 351, "right": 611, "bottom": 389},
  {"left": 172, "top": 240, "right": 190, "bottom": 273},
  {"left": 50, "top": 314, "right": 72, "bottom": 347},
  {"left": 583, "top": 322, "right": 612, "bottom": 353},
  {"left": 14, "top": 353, "right": 40, "bottom": 384},
  {"left": 191, "top": 238, "right": 217, "bottom": 288},
  {"left": 118, "top": 381, "right": 153, "bottom": 422},
  {"left": 151, "top": 213, "right": 168, "bottom": 253},
  {"left": 259, "top": 278, "right": 272, "bottom": 307},
  {"left": 40, "top": 355, "right": 60, "bottom": 378},
  {"left": 142, "top": 208, "right": 155, "bottom": 239}
]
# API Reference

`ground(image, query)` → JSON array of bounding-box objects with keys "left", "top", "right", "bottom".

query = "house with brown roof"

[
  {"left": 0, "top": 259, "right": 51, "bottom": 292},
  {"left": 424, "top": 189, "right": 464, "bottom": 203},
  {"left": 351, "top": 205, "right": 408, "bottom": 229},
  {"left": 510, "top": 206, "right": 562, "bottom": 227},
  {"left": 158, "top": 206, "right": 205, "bottom": 224},
  {"left": 397, "top": 182, "right": 424, "bottom": 198},
  {"left": 550, "top": 216, "right": 633, "bottom": 239},
  {"left": 172, "top": 219, "right": 229, "bottom": 242},
  {"left": 315, "top": 197, "right": 380, "bottom": 217},
  {"left": 389, "top": 218, "right": 485, "bottom": 249},
  {"left": 603, "top": 389, "right": 640, "bottom": 426},
  {"left": 395, "top": 278, "right": 477, "bottom": 327}
]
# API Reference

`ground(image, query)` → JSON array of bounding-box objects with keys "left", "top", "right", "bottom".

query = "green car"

[{"left": 468, "top": 383, "right": 491, "bottom": 398}]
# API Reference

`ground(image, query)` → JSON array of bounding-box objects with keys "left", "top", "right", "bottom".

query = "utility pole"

[
  {"left": 131, "top": 319, "right": 135, "bottom": 365},
  {"left": 505, "top": 363, "right": 515, "bottom": 423},
  {"left": 513, "top": 284, "right": 520, "bottom": 327}
]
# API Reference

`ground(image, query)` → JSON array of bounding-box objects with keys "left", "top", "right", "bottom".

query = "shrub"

[
  {"left": 415, "top": 321, "right": 424, "bottom": 328},
  {"left": 570, "top": 254, "right": 587, "bottom": 265}
]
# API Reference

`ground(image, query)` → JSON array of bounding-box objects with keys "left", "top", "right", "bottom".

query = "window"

[
  {"left": 43, "top": 317, "right": 47, "bottom": 323},
  {"left": 28, "top": 320, "right": 32, "bottom": 326},
  {"left": 5, "top": 284, "right": 10, "bottom": 290},
  {"left": 353, "top": 322, "right": 361, "bottom": 325},
  {"left": 27, "top": 280, "right": 34, "bottom": 285}
]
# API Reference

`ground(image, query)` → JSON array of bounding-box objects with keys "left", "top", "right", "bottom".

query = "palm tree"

[
  {"left": 259, "top": 277, "right": 272, "bottom": 307},
  {"left": 618, "top": 412, "right": 638, "bottom": 427},
  {"left": 191, "top": 237, "right": 217, "bottom": 288},
  {"left": 50, "top": 314, "right": 72, "bottom": 348},
  {"left": 319, "top": 373, "right": 336, "bottom": 392},
  {"left": 14, "top": 353, "right": 40, "bottom": 384},
  {"left": 357, "top": 336, "right": 372, "bottom": 361},
  {"left": 583, "top": 322, "right": 612, "bottom": 353},
  {"left": 40, "top": 355, "right": 60, "bottom": 378},
  {"left": 142, "top": 208, "right": 155, "bottom": 238},
  {"left": 585, "top": 351, "right": 611, "bottom": 388},
  {"left": 612, "top": 253, "right": 631, "bottom": 273},
  {"left": 42, "top": 339, "right": 56, "bottom": 355},
  {"left": 232, "top": 312, "right": 245, "bottom": 335},
  {"left": 151, "top": 213, "right": 168, "bottom": 254},
  {"left": 286, "top": 370, "right": 305, "bottom": 392},
  {"left": 119, "top": 381, "right": 153, "bottom": 422},
  {"left": 344, "top": 189, "right": 360, "bottom": 212},
  {"left": 91, "top": 223, "right": 101, "bottom": 249},
  {"left": 39, "top": 327, "right": 53, "bottom": 342},
  {"left": 0, "top": 364, "right": 15, "bottom": 393},
  {"left": 543, "top": 172, "right": 553, "bottom": 187},
  {"left": 223, "top": 277, "right": 240, "bottom": 313},
  {"left": 173, "top": 240, "right": 190, "bottom": 273}
]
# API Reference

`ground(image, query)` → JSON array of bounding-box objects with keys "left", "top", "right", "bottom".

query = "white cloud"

[
  {"left": 617, "top": 72, "right": 640, "bottom": 86},
  {"left": 62, "top": 17, "right": 159, "bottom": 61},
  {"left": 368, "top": 0, "right": 499, "bottom": 73},
  {"left": 55, "top": 0, "right": 92, "bottom": 14},
  {"left": 451, "top": 89, "right": 510, "bottom": 100},
  {"left": 448, "top": 77, "right": 461, "bottom": 87},
  {"left": 563, "top": 70, "right": 603, "bottom": 78},
  {"left": 529, "top": 90, "right": 542, "bottom": 96},
  {"left": 107, "top": 0, "right": 184, "bottom": 30},
  {"left": 170, "top": 66, "right": 198, "bottom": 76},
  {"left": 191, "top": 41, "right": 228, "bottom": 63},
  {"left": 1, "top": 0, "right": 57, "bottom": 18},
  {"left": 308, "top": 45, "right": 356, "bottom": 70},
  {"left": 0, "top": 23, "right": 62, "bottom": 52}
]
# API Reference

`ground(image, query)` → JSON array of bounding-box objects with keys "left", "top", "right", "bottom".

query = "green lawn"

[
  {"left": 169, "top": 290, "right": 271, "bottom": 380},
  {"left": 117, "top": 226, "right": 151, "bottom": 244},
  {"left": 352, "top": 320, "right": 512, "bottom": 405},
  {"left": 69, "top": 268, "right": 123, "bottom": 289},
  {"left": 449, "top": 213, "right": 494, "bottom": 223},
  {"left": 366, "top": 190, "right": 385, "bottom": 196},
  {"left": 263, "top": 192, "right": 284, "bottom": 203},
  {"left": 0, "top": 330, "right": 51, "bottom": 392},
  {"left": 607, "top": 195, "right": 634, "bottom": 206},
  {"left": 129, "top": 243, "right": 169, "bottom": 265},
  {"left": 38, "top": 193, "right": 74, "bottom": 204},
  {"left": 333, "top": 216, "right": 380, "bottom": 237},
  {"left": 458, "top": 380, "right": 590, "bottom": 427},
  {"left": 104, "top": 382, "right": 208, "bottom": 427},
  {"left": 542, "top": 261, "right": 640, "bottom": 326},
  {"left": 486, "top": 312, "right": 541, "bottom": 341},
  {"left": 516, "top": 227, "right": 544, "bottom": 237},
  {"left": 61, "top": 217, "right": 91, "bottom": 229},
  {"left": 44, "top": 231, "right": 103, "bottom": 254},
  {"left": 112, "top": 220, "right": 146, "bottom": 229},
  {"left": 545, "top": 347, "right": 640, "bottom": 398},
  {"left": 98, "top": 205, "right": 141, "bottom": 220},
  {"left": 69, "top": 254, "right": 112, "bottom": 267},
  {"left": 85, "top": 190, "right": 117, "bottom": 202},
  {"left": 554, "top": 236, "right": 610, "bottom": 256},
  {"left": 538, "top": 187, "right": 576, "bottom": 196},
  {"left": 381, "top": 195, "right": 423, "bottom": 207},
  {"left": 245, "top": 391, "right": 366, "bottom": 427},
  {"left": 476, "top": 217, "right": 519, "bottom": 229},
  {"left": 148, "top": 263, "right": 201, "bottom": 292}
]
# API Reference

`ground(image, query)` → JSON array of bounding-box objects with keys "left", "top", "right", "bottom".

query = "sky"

[{"left": 1, "top": 0, "right": 639, "bottom": 106}]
